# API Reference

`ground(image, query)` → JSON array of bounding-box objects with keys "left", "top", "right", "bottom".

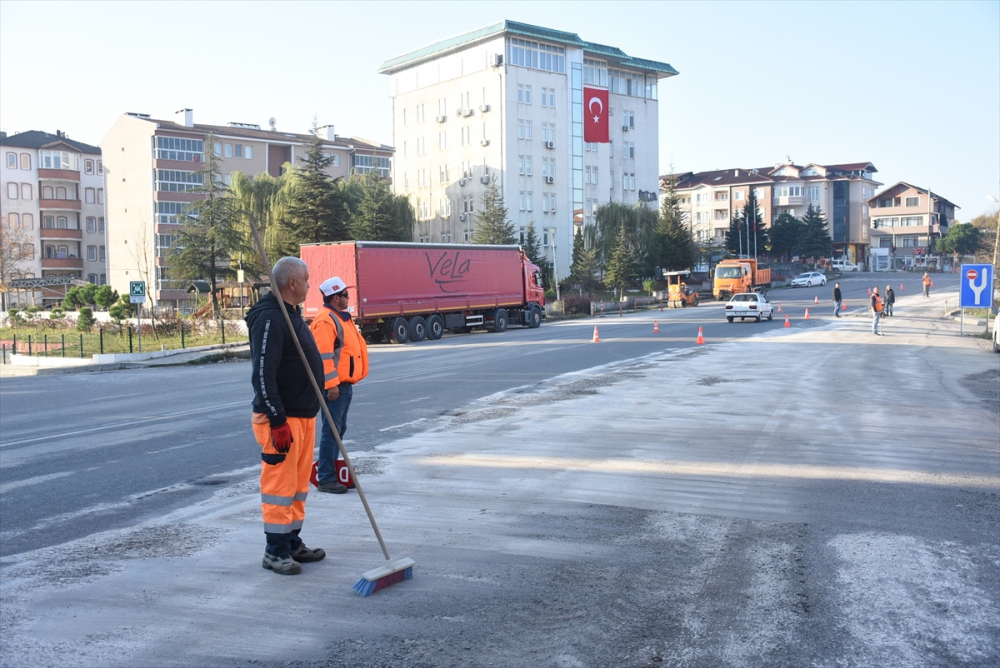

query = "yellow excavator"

[{"left": 664, "top": 270, "right": 699, "bottom": 308}]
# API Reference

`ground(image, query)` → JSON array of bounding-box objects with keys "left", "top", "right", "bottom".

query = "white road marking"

[
  {"left": 0, "top": 471, "right": 75, "bottom": 494},
  {"left": 379, "top": 418, "right": 427, "bottom": 432}
]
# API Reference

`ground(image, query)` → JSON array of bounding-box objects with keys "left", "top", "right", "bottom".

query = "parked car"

[
  {"left": 833, "top": 260, "right": 859, "bottom": 272},
  {"left": 725, "top": 292, "right": 774, "bottom": 323},
  {"left": 790, "top": 272, "right": 827, "bottom": 288},
  {"left": 993, "top": 311, "right": 999, "bottom": 353}
]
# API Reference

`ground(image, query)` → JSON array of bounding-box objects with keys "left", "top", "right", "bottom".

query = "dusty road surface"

[{"left": 1, "top": 287, "right": 997, "bottom": 668}]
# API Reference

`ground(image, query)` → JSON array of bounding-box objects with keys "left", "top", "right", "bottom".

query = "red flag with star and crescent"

[{"left": 583, "top": 87, "right": 609, "bottom": 143}]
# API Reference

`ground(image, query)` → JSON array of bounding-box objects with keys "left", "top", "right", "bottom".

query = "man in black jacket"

[
  {"left": 246, "top": 257, "right": 327, "bottom": 575},
  {"left": 833, "top": 283, "right": 843, "bottom": 317},
  {"left": 884, "top": 285, "right": 895, "bottom": 317}
]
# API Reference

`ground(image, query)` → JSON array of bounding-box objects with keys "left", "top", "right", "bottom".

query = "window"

[
  {"left": 100, "top": 273, "right": 107, "bottom": 285},
  {"left": 22, "top": 243, "right": 34, "bottom": 260},
  {"left": 902, "top": 236, "right": 919, "bottom": 247},
  {"left": 5, "top": 153, "right": 14, "bottom": 168},
  {"left": 245, "top": 145, "right": 253, "bottom": 159},
  {"left": 543, "top": 123, "right": 555, "bottom": 143},
  {"left": 99, "top": 245, "right": 106, "bottom": 261},
  {"left": 526, "top": 191, "right": 533, "bottom": 211},
  {"left": 525, "top": 121, "right": 532, "bottom": 140},
  {"left": 57, "top": 216, "right": 68, "bottom": 229},
  {"left": 97, "top": 188, "right": 104, "bottom": 204},
  {"left": 85, "top": 188, "right": 96, "bottom": 203},
  {"left": 461, "top": 126, "right": 471, "bottom": 146},
  {"left": 807, "top": 186, "right": 820, "bottom": 201},
  {"left": 97, "top": 160, "right": 103, "bottom": 174},
  {"left": 519, "top": 191, "right": 526, "bottom": 211},
  {"left": 542, "top": 194, "right": 549, "bottom": 213},
  {"left": 88, "top": 274, "right": 98, "bottom": 284},
  {"left": 21, "top": 183, "right": 31, "bottom": 199},
  {"left": 156, "top": 170, "right": 202, "bottom": 192},
  {"left": 439, "top": 132, "right": 448, "bottom": 151},
  {"left": 85, "top": 160, "right": 95, "bottom": 174},
  {"left": 438, "top": 198, "right": 451, "bottom": 217},
  {"left": 39, "top": 150, "right": 79, "bottom": 170},
  {"left": 518, "top": 155, "right": 525, "bottom": 175},
  {"left": 517, "top": 84, "right": 533, "bottom": 104},
  {"left": 155, "top": 136, "right": 204, "bottom": 162},
  {"left": 628, "top": 142, "right": 635, "bottom": 159},
  {"left": 608, "top": 69, "right": 647, "bottom": 98},
  {"left": 20, "top": 153, "right": 31, "bottom": 170},
  {"left": 417, "top": 137, "right": 426, "bottom": 155},
  {"left": 42, "top": 186, "right": 54, "bottom": 199},
  {"left": 905, "top": 196, "right": 919, "bottom": 207},
  {"left": 525, "top": 156, "right": 532, "bottom": 176},
  {"left": 98, "top": 217, "right": 104, "bottom": 233},
  {"left": 734, "top": 191, "right": 744, "bottom": 201},
  {"left": 156, "top": 202, "right": 192, "bottom": 225},
  {"left": 438, "top": 98, "right": 447, "bottom": 117},
  {"left": 43, "top": 216, "right": 53, "bottom": 228},
  {"left": 714, "top": 191, "right": 728, "bottom": 201},
  {"left": 233, "top": 144, "right": 242, "bottom": 158},
  {"left": 224, "top": 144, "right": 233, "bottom": 158},
  {"left": 353, "top": 154, "right": 390, "bottom": 177},
  {"left": 583, "top": 58, "right": 608, "bottom": 87},
  {"left": 507, "top": 38, "right": 566, "bottom": 74},
  {"left": 87, "top": 216, "right": 96, "bottom": 232},
  {"left": 88, "top": 246, "right": 97, "bottom": 261},
  {"left": 902, "top": 216, "right": 922, "bottom": 226},
  {"left": 8, "top": 213, "right": 18, "bottom": 228},
  {"left": 439, "top": 165, "right": 449, "bottom": 184}
]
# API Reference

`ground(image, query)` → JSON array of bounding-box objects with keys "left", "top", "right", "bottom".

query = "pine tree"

[
  {"left": 743, "top": 189, "right": 768, "bottom": 258},
  {"left": 768, "top": 212, "right": 805, "bottom": 262},
  {"left": 282, "top": 121, "right": 350, "bottom": 253},
  {"left": 604, "top": 225, "right": 638, "bottom": 300},
  {"left": 350, "top": 169, "right": 397, "bottom": 240},
  {"left": 523, "top": 220, "right": 552, "bottom": 282},
  {"left": 654, "top": 176, "right": 696, "bottom": 271},
  {"left": 725, "top": 212, "right": 744, "bottom": 256},
  {"left": 472, "top": 175, "right": 515, "bottom": 244},
  {"left": 170, "top": 133, "right": 244, "bottom": 316},
  {"left": 799, "top": 204, "right": 832, "bottom": 259},
  {"left": 570, "top": 228, "right": 600, "bottom": 295}
]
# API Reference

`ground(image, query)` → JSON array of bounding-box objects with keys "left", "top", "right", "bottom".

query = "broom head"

[{"left": 353, "top": 557, "right": 415, "bottom": 596}]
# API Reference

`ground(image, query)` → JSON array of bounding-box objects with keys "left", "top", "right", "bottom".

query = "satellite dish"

[{"left": 268, "top": 117, "right": 276, "bottom": 128}]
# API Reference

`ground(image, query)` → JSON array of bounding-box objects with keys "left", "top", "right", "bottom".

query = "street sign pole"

[
  {"left": 958, "top": 264, "right": 994, "bottom": 336},
  {"left": 130, "top": 281, "right": 147, "bottom": 354}
]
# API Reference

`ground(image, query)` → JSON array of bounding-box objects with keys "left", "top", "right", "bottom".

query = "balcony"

[
  {"left": 38, "top": 168, "right": 80, "bottom": 182},
  {"left": 772, "top": 195, "right": 804, "bottom": 207},
  {"left": 40, "top": 228, "right": 83, "bottom": 240},
  {"left": 41, "top": 257, "right": 83, "bottom": 270},
  {"left": 39, "top": 198, "right": 81, "bottom": 211}
]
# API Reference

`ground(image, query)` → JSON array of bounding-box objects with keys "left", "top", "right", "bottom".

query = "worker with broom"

[{"left": 246, "top": 256, "right": 327, "bottom": 576}]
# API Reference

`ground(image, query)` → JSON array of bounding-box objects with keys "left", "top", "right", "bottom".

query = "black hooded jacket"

[{"left": 245, "top": 293, "right": 324, "bottom": 426}]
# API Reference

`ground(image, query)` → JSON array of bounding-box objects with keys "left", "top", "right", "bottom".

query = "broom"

[{"left": 247, "top": 216, "right": 414, "bottom": 596}]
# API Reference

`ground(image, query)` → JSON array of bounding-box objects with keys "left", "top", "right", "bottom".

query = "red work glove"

[{"left": 271, "top": 421, "right": 293, "bottom": 454}]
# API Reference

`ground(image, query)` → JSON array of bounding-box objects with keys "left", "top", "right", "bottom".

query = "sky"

[{"left": 2, "top": 0, "right": 998, "bottom": 219}]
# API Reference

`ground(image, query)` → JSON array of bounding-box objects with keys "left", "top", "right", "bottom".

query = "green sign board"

[{"left": 129, "top": 281, "right": 147, "bottom": 304}]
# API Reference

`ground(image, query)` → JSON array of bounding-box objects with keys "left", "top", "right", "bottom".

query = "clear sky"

[{"left": 2, "top": 1, "right": 998, "bottom": 218}]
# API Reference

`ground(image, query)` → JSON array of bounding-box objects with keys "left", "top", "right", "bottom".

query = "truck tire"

[
  {"left": 692, "top": 295, "right": 699, "bottom": 307},
  {"left": 408, "top": 316, "right": 427, "bottom": 342},
  {"left": 492, "top": 308, "right": 508, "bottom": 333},
  {"left": 528, "top": 306, "right": 541, "bottom": 328},
  {"left": 389, "top": 317, "right": 409, "bottom": 344},
  {"left": 427, "top": 315, "right": 444, "bottom": 340}
]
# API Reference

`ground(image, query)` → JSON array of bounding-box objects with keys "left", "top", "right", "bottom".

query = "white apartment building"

[
  {"left": 380, "top": 20, "right": 677, "bottom": 279},
  {"left": 1, "top": 130, "right": 107, "bottom": 308}
]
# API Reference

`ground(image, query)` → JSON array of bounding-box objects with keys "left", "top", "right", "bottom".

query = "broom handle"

[{"left": 248, "top": 217, "right": 392, "bottom": 562}]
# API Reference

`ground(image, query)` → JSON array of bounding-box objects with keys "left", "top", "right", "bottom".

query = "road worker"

[
  {"left": 245, "top": 257, "right": 326, "bottom": 575},
  {"left": 922, "top": 272, "right": 932, "bottom": 297},
  {"left": 310, "top": 276, "right": 369, "bottom": 494},
  {"left": 870, "top": 286, "right": 884, "bottom": 336}
]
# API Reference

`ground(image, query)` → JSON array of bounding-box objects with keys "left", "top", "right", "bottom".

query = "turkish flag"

[{"left": 583, "top": 87, "right": 609, "bottom": 143}]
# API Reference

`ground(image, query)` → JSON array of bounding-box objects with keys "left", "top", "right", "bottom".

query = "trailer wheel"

[
  {"left": 389, "top": 317, "right": 409, "bottom": 344},
  {"left": 492, "top": 308, "right": 508, "bottom": 333},
  {"left": 427, "top": 315, "right": 444, "bottom": 340},
  {"left": 408, "top": 316, "right": 427, "bottom": 343},
  {"left": 528, "top": 306, "right": 541, "bottom": 328}
]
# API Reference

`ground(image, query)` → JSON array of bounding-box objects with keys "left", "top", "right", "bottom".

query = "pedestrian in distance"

[
  {"left": 245, "top": 257, "right": 327, "bottom": 575},
  {"left": 870, "top": 286, "right": 884, "bottom": 335},
  {"left": 833, "top": 282, "right": 843, "bottom": 317},
  {"left": 310, "top": 277, "right": 369, "bottom": 494},
  {"left": 923, "top": 272, "right": 932, "bottom": 298},
  {"left": 884, "top": 285, "right": 895, "bottom": 317}
]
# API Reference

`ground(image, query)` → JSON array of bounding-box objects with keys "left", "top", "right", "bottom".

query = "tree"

[
  {"left": 170, "top": 133, "right": 244, "bottom": 317},
  {"left": 768, "top": 213, "right": 806, "bottom": 262},
  {"left": 570, "top": 227, "right": 600, "bottom": 296},
  {"left": 282, "top": 121, "right": 350, "bottom": 253},
  {"left": 743, "top": 189, "right": 768, "bottom": 258},
  {"left": 595, "top": 202, "right": 658, "bottom": 276},
  {"left": 472, "top": 175, "right": 515, "bottom": 244},
  {"left": 76, "top": 307, "right": 95, "bottom": 332},
  {"left": 348, "top": 168, "right": 414, "bottom": 241},
  {"left": 228, "top": 170, "right": 289, "bottom": 280},
  {"left": 109, "top": 295, "right": 135, "bottom": 324},
  {"left": 935, "top": 223, "right": 982, "bottom": 265},
  {"left": 604, "top": 225, "right": 639, "bottom": 300},
  {"left": 94, "top": 285, "right": 118, "bottom": 310},
  {"left": 725, "top": 212, "right": 745, "bottom": 256},
  {"left": 522, "top": 220, "right": 552, "bottom": 284},
  {"left": 653, "top": 176, "right": 696, "bottom": 271},
  {"left": 799, "top": 204, "right": 832, "bottom": 259},
  {"left": 1, "top": 215, "right": 31, "bottom": 309}
]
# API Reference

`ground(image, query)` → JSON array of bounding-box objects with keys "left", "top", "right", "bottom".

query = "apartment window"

[
  {"left": 905, "top": 196, "right": 919, "bottom": 207},
  {"left": 5, "top": 153, "right": 14, "bottom": 168},
  {"left": 507, "top": 38, "right": 565, "bottom": 74},
  {"left": 234, "top": 144, "right": 243, "bottom": 158},
  {"left": 543, "top": 123, "right": 555, "bottom": 143},
  {"left": 224, "top": 144, "right": 233, "bottom": 158},
  {"left": 42, "top": 186, "right": 53, "bottom": 199},
  {"left": 245, "top": 145, "right": 253, "bottom": 159},
  {"left": 714, "top": 209, "right": 728, "bottom": 221},
  {"left": 461, "top": 161, "right": 472, "bottom": 178},
  {"left": 518, "top": 120, "right": 524, "bottom": 139},
  {"left": 156, "top": 170, "right": 202, "bottom": 192},
  {"left": 540, "top": 87, "right": 550, "bottom": 107},
  {"left": 438, "top": 98, "right": 447, "bottom": 117},
  {"left": 902, "top": 236, "right": 919, "bottom": 247},
  {"left": 155, "top": 136, "right": 204, "bottom": 162},
  {"left": 57, "top": 216, "right": 68, "bottom": 229},
  {"left": 87, "top": 245, "right": 97, "bottom": 261},
  {"left": 97, "top": 188, "right": 104, "bottom": 204},
  {"left": 8, "top": 213, "right": 18, "bottom": 228},
  {"left": 97, "top": 160, "right": 103, "bottom": 174},
  {"left": 85, "top": 160, "right": 95, "bottom": 174},
  {"left": 518, "top": 156, "right": 525, "bottom": 175},
  {"left": 463, "top": 194, "right": 475, "bottom": 213},
  {"left": 902, "top": 216, "right": 922, "bottom": 227},
  {"left": 714, "top": 191, "right": 728, "bottom": 201},
  {"left": 517, "top": 83, "right": 534, "bottom": 104},
  {"left": 439, "top": 198, "right": 451, "bottom": 217},
  {"left": 417, "top": 137, "right": 426, "bottom": 155},
  {"left": 807, "top": 186, "right": 820, "bottom": 201},
  {"left": 439, "top": 165, "right": 449, "bottom": 184},
  {"left": 525, "top": 156, "right": 532, "bottom": 176},
  {"left": 417, "top": 104, "right": 426, "bottom": 122},
  {"left": 21, "top": 183, "right": 31, "bottom": 199},
  {"left": 583, "top": 58, "right": 608, "bottom": 87},
  {"left": 439, "top": 132, "right": 448, "bottom": 151},
  {"left": 100, "top": 273, "right": 107, "bottom": 285},
  {"left": 526, "top": 192, "right": 533, "bottom": 211},
  {"left": 543, "top": 230, "right": 550, "bottom": 246},
  {"left": 99, "top": 245, "right": 106, "bottom": 261},
  {"left": 22, "top": 243, "right": 34, "bottom": 260},
  {"left": 39, "top": 150, "right": 79, "bottom": 170},
  {"left": 542, "top": 194, "right": 549, "bottom": 213},
  {"left": 525, "top": 121, "right": 532, "bottom": 140},
  {"left": 20, "top": 153, "right": 30, "bottom": 170},
  {"left": 98, "top": 217, "right": 104, "bottom": 233},
  {"left": 519, "top": 191, "right": 526, "bottom": 211},
  {"left": 86, "top": 274, "right": 97, "bottom": 284},
  {"left": 85, "top": 188, "right": 96, "bottom": 203},
  {"left": 87, "top": 216, "right": 96, "bottom": 232},
  {"left": 734, "top": 191, "right": 744, "bottom": 201},
  {"left": 628, "top": 142, "right": 635, "bottom": 159}
]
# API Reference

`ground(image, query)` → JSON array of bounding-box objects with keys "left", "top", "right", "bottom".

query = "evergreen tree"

[
  {"left": 523, "top": 220, "right": 552, "bottom": 282},
  {"left": 768, "top": 212, "right": 806, "bottom": 262},
  {"left": 170, "top": 133, "right": 244, "bottom": 316},
  {"left": 799, "top": 204, "right": 833, "bottom": 259},
  {"left": 604, "top": 225, "right": 639, "bottom": 300},
  {"left": 742, "top": 189, "right": 768, "bottom": 258},
  {"left": 350, "top": 169, "right": 397, "bottom": 240},
  {"left": 570, "top": 227, "right": 600, "bottom": 295},
  {"left": 472, "top": 175, "right": 515, "bottom": 244},
  {"left": 282, "top": 121, "right": 350, "bottom": 253},
  {"left": 654, "top": 176, "right": 696, "bottom": 271},
  {"left": 725, "top": 212, "right": 745, "bottom": 256},
  {"left": 228, "top": 170, "right": 289, "bottom": 280}
]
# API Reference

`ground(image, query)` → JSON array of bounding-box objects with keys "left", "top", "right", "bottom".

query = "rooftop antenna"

[{"left": 268, "top": 117, "right": 276, "bottom": 131}]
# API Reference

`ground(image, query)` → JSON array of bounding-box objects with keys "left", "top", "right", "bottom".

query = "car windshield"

[{"left": 716, "top": 267, "right": 741, "bottom": 278}]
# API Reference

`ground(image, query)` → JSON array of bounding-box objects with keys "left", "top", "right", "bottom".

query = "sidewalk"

[{"left": 1, "top": 289, "right": 997, "bottom": 667}]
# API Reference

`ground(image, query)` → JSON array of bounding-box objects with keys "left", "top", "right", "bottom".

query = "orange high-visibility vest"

[
  {"left": 309, "top": 307, "right": 369, "bottom": 389},
  {"left": 873, "top": 295, "right": 883, "bottom": 312},
  {"left": 923, "top": 275, "right": 931, "bottom": 285}
]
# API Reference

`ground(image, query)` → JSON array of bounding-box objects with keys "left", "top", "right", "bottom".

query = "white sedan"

[
  {"left": 790, "top": 272, "right": 827, "bottom": 288},
  {"left": 725, "top": 292, "right": 774, "bottom": 323}
]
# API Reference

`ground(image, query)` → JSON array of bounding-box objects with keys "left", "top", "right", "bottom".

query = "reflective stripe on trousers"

[{"left": 252, "top": 414, "right": 315, "bottom": 535}]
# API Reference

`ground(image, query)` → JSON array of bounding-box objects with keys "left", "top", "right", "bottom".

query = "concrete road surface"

[{"left": 1, "top": 281, "right": 997, "bottom": 668}]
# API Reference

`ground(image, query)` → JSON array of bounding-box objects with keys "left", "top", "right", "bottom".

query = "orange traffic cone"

[
  {"left": 784, "top": 314, "right": 790, "bottom": 327},
  {"left": 814, "top": 295, "right": 819, "bottom": 304},
  {"left": 804, "top": 308, "right": 810, "bottom": 320},
  {"left": 900, "top": 283, "right": 903, "bottom": 290},
  {"left": 592, "top": 326, "right": 601, "bottom": 343},
  {"left": 696, "top": 327, "right": 704, "bottom": 345},
  {"left": 777, "top": 303, "right": 782, "bottom": 313},
  {"left": 653, "top": 320, "right": 660, "bottom": 333},
  {"left": 867, "top": 287, "right": 871, "bottom": 295}
]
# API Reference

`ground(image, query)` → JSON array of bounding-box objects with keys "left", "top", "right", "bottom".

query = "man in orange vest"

[
  {"left": 922, "top": 272, "right": 932, "bottom": 297},
  {"left": 870, "top": 286, "right": 884, "bottom": 336},
  {"left": 310, "top": 277, "right": 369, "bottom": 494}
]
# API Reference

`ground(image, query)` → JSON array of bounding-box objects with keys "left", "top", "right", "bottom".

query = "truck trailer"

[
  {"left": 713, "top": 258, "right": 772, "bottom": 301},
  {"left": 300, "top": 241, "right": 546, "bottom": 344}
]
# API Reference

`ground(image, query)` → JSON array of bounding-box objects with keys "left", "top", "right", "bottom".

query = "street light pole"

[{"left": 988, "top": 196, "right": 999, "bottom": 275}]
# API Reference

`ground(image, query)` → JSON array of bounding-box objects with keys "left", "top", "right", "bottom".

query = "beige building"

[
  {"left": 1, "top": 130, "right": 107, "bottom": 308},
  {"left": 380, "top": 20, "right": 677, "bottom": 279},
  {"left": 665, "top": 161, "right": 881, "bottom": 264},
  {"left": 101, "top": 110, "right": 393, "bottom": 309},
  {"left": 868, "top": 182, "right": 958, "bottom": 270}
]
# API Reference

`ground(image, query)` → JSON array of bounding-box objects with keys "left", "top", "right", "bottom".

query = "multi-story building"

[
  {"left": 379, "top": 20, "right": 677, "bottom": 279},
  {"left": 101, "top": 110, "right": 393, "bottom": 309},
  {"left": 867, "top": 182, "right": 958, "bottom": 270},
  {"left": 1, "top": 130, "right": 107, "bottom": 307},
  {"left": 665, "top": 161, "right": 881, "bottom": 264}
]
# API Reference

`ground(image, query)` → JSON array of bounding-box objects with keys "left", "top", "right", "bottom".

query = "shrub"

[
  {"left": 77, "top": 307, "right": 96, "bottom": 332},
  {"left": 562, "top": 294, "right": 594, "bottom": 315}
]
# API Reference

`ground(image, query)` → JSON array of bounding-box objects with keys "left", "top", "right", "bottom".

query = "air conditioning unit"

[
  {"left": 545, "top": 176, "right": 555, "bottom": 184},
  {"left": 480, "top": 175, "right": 491, "bottom": 184},
  {"left": 544, "top": 141, "right": 555, "bottom": 149},
  {"left": 622, "top": 125, "right": 629, "bottom": 131},
  {"left": 463, "top": 109, "right": 475, "bottom": 117},
  {"left": 436, "top": 115, "right": 446, "bottom": 123},
  {"left": 480, "top": 139, "right": 490, "bottom": 147},
  {"left": 479, "top": 104, "right": 491, "bottom": 113},
  {"left": 491, "top": 54, "right": 503, "bottom": 68},
  {"left": 459, "top": 213, "right": 467, "bottom": 221},
  {"left": 459, "top": 178, "right": 466, "bottom": 186}
]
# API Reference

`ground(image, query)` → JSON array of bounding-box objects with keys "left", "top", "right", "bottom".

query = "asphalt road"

[{"left": 0, "top": 272, "right": 952, "bottom": 559}]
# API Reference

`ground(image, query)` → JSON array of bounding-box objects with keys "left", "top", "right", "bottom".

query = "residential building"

[
  {"left": 379, "top": 20, "right": 677, "bottom": 279},
  {"left": 101, "top": 110, "right": 393, "bottom": 309},
  {"left": 664, "top": 161, "right": 881, "bottom": 264},
  {"left": 867, "top": 182, "right": 958, "bottom": 270},
  {"left": 1, "top": 130, "right": 106, "bottom": 308}
]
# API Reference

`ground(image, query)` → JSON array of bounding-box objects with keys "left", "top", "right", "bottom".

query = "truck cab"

[{"left": 524, "top": 261, "right": 546, "bottom": 307}]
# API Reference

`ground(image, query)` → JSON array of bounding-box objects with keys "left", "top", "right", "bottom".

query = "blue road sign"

[{"left": 959, "top": 264, "right": 993, "bottom": 308}]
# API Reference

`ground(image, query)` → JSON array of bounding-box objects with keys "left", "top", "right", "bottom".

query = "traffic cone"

[
  {"left": 900, "top": 283, "right": 903, "bottom": 291},
  {"left": 653, "top": 320, "right": 660, "bottom": 333},
  {"left": 804, "top": 308, "right": 810, "bottom": 320},
  {"left": 814, "top": 295, "right": 819, "bottom": 304},
  {"left": 777, "top": 303, "right": 782, "bottom": 313},
  {"left": 867, "top": 287, "right": 871, "bottom": 295},
  {"left": 696, "top": 327, "right": 704, "bottom": 345},
  {"left": 784, "top": 314, "right": 790, "bottom": 327},
  {"left": 592, "top": 326, "right": 601, "bottom": 343}
]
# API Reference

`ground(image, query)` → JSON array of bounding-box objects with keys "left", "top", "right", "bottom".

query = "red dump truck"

[{"left": 300, "top": 241, "right": 546, "bottom": 344}]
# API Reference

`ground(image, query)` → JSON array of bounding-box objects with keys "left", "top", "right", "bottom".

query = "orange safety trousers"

[{"left": 252, "top": 413, "right": 314, "bottom": 534}]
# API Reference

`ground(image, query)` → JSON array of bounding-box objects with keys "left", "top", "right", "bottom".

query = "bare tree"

[{"left": 0, "top": 214, "right": 31, "bottom": 310}]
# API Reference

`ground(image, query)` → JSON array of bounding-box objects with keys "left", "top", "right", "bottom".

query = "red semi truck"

[{"left": 300, "top": 241, "right": 546, "bottom": 344}]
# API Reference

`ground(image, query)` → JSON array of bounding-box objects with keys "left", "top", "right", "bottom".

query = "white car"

[
  {"left": 790, "top": 272, "right": 827, "bottom": 288},
  {"left": 834, "top": 260, "right": 859, "bottom": 272},
  {"left": 725, "top": 292, "right": 774, "bottom": 323}
]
